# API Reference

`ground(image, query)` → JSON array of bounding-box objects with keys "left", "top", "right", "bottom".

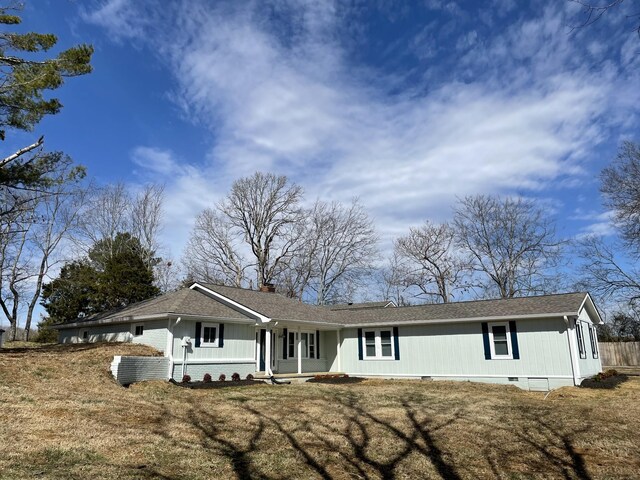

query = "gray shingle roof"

[
  {"left": 196, "top": 283, "right": 342, "bottom": 325},
  {"left": 64, "top": 283, "right": 592, "bottom": 328},
  {"left": 335, "top": 292, "right": 589, "bottom": 325},
  {"left": 329, "top": 301, "right": 396, "bottom": 311},
  {"left": 77, "top": 287, "right": 250, "bottom": 323}
]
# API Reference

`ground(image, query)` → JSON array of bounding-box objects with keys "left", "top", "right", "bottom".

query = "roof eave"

[
  {"left": 53, "top": 312, "right": 257, "bottom": 330},
  {"left": 342, "top": 311, "right": 578, "bottom": 328}
]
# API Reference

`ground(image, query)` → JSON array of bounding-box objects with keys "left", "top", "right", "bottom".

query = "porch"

[
  {"left": 253, "top": 371, "right": 346, "bottom": 383},
  {"left": 255, "top": 325, "right": 342, "bottom": 376}
]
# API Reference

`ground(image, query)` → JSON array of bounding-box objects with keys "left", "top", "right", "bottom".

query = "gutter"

[
  {"left": 53, "top": 313, "right": 257, "bottom": 330},
  {"left": 343, "top": 312, "right": 578, "bottom": 328}
]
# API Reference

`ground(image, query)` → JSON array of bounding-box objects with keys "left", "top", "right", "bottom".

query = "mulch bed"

[
  {"left": 306, "top": 375, "right": 366, "bottom": 384},
  {"left": 580, "top": 370, "right": 629, "bottom": 389},
  {"left": 169, "top": 379, "right": 266, "bottom": 389}
]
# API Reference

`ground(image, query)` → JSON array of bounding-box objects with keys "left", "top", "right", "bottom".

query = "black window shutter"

[
  {"left": 509, "top": 320, "right": 520, "bottom": 359},
  {"left": 393, "top": 326, "right": 400, "bottom": 360},
  {"left": 283, "top": 328, "right": 288, "bottom": 359},
  {"left": 357, "top": 328, "right": 363, "bottom": 360},
  {"left": 481, "top": 322, "right": 491, "bottom": 359},
  {"left": 316, "top": 330, "right": 320, "bottom": 359},
  {"left": 219, "top": 323, "right": 224, "bottom": 348},
  {"left": 195, "top": 322, "right": 202, "bottom": 347}
]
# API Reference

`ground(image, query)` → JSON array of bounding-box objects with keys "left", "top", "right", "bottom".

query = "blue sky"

[{"left": 14, "top": 0, "right": 640, "bottom": 263}]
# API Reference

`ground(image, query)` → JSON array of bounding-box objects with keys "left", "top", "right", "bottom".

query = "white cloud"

[{"left": 83, "top": 1, "right": 637, "bottom": 258}]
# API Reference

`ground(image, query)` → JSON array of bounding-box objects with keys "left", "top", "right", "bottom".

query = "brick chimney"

[{"left": 259, "top": 283, "right": 276, "bottom": 293}]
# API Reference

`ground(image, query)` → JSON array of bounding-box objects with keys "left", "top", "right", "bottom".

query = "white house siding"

[
  {"left": 131, "top": 320, "right": 167, "bottom": 353},
  {"left": 111, "top": 355, "right": 169, "bottom": 385},
  {"left": 339, "top": 317, "right": 575, "bottom": 391},
  {"left": 172, "top": 320, "right": 255, "bottom": 362},
  {"left": 575, "top": 307, "right": 603, "bottom": 380},
  {"left": 59, "top": 324, "right": 132, "bottom": 344}
]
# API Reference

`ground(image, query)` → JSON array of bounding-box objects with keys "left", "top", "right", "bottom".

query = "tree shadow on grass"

[
  {"left": 475, "top": 408, "right": 593, "bottom": 480},
  {"left": 147, "top": 391, "right": 596, "bottom": 480}
]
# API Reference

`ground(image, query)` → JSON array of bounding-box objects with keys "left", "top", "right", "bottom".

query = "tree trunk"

[{"left": 24, "top": 256, "right": 48, "bottom": 341}]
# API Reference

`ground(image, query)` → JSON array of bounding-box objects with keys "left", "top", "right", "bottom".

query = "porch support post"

[
  {"left": 255, "top": 329, "right": 260, "bottom": 373},
  {"left": 265, "top": 328, "right": 272, "bottom": 376},
  {"left": 297, "top": 327, "right": 302, "bottom": 374},
  {"left": 336, "top": 329, "right": 342, "bottom": 372}
]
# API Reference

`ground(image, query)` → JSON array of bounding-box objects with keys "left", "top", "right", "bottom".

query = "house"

[{"left": 54, "top": 283, "right": 603, "bottom": 391}]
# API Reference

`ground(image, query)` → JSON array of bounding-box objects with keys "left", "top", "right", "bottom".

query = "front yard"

[{"left": 0, "top": 342, "right": 638, "bottom": 479}]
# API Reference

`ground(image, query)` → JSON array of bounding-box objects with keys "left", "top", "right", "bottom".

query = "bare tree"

[
  {"left": 0, "top": 166, "right": 86, "bottom": 340},
  {"left": 395, "top": 221, "right": 469, "bottom": 303},
  {"left": 454, "top": 195, "right": 564, "bottom": 299},
  {"left": 184, "top": 208, "right": 249, "bottom": 287},
  {"left": 578, "top": 235, "right": 640, "bottom": 310},
  {"left": 0, "top": 214, "right": 32, "bottom": 340},
  {"left": 601, "top": 141, "right": 640, "bottom": 255},
  {"left": 376, "top": 251, "right": 412, "bottom": 307},
  {"left": 131, "top": 184, "right": 165, "bottom": 268},
  {"left": 221, "top": 172, "right": 303, "bottom": 288},
  {"left": 306, "top": 199, "right": 378, "bottom": 305},
  {"left": 78, "top": 182, "right": 131, "bottom": 258}
]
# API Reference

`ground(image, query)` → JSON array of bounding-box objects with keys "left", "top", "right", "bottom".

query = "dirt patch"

[
  {"left": 307, "top": 374, "right": 366, "bottom": 384},
  {"left": 580, "top": 374, "right": 629, "bottom": 388}
]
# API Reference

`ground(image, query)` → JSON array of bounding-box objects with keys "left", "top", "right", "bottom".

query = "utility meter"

[{"left": 181, "top": 336, "right": 191, "bottom": 347}]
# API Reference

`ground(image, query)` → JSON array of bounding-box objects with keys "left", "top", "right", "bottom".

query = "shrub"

[
  {"left": 231, "top": 372, "right": 241, "bottom": 381},
  {"left": 246, "top": 374, "right": 254, "bottom": 380},
  {"left": 594, "top": 369, "right": 619, "bottom": 381},
  {"left": 218, "top": 374, "right": 226, "bottom": 382},
  {"left": 181, "top": 374, "right": 191, "bottom": 383},
  {"left": 203, "top": 373, "right": 212, "bottom": 383}
]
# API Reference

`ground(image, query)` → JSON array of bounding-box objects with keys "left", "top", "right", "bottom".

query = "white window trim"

[
  {"left": 79, "top": 328, "right": 89, "bottom": 342},
  {"left": 132, "top": 323, "right": 144, "bottom": 337},
  {"left": 201, "top": 322, "right": 220, "bottom": 348},
  {"left": 287, "top": 330, "right": 316, "bottom": 359},
  {"left": 488, "top": 322, "right": 513, "bottom": 360},
  {"left": 588, "top": 324, "right": 599, "bottom": 359},
  {"left": 576, "top": 320, "right": 586, "bottom": 359},
  {"left": 362, "top": 329, "right": 395, "bottom": 360}
]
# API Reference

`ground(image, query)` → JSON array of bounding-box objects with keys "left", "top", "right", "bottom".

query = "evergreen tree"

[
  {"left": 41, "top": 233, "right": 160, "bottom": 323},
  {"left": 0, "top": 4, "right": 93, "bottom": 219},
  {"left": 41, "top": 260, "right": 98, "bottom": 324}
]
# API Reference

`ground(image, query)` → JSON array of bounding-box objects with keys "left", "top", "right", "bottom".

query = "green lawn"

[{"left": 0, "top": 342, "right": 638, "bottom": 479}]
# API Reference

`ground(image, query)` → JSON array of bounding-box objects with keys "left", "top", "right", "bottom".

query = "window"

[
  {"left": 588, "top": 324, "right": 599, "bottom": 359},
  {"left": 201, "top": 323, "right": 219, "bottom": 347},
  {"left": 287, "top": 331, "right": 315, "bottom": 358},
  {"left": 288, "top": 331, "right": 296, "bottom": 358},
  {"left": 133, "top": 324, "right": 144, "bottom": 336},
  {"left": 576, "top": 320, "right": 586, "bottom": 359},
  {"left": 363, "top": 329, "right": 395, "bottom": 360},
  {"left": 488, "top": 322, "right": 513, "bottom": 359}
]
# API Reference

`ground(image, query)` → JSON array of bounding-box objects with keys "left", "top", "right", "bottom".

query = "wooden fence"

[{"left": 599, "top": 342, "right": 640, "bottom": 366}]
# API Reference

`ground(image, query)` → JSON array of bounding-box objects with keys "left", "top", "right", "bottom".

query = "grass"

[{"left": 1, "top": 343, "right": 639, "bottom": 479}]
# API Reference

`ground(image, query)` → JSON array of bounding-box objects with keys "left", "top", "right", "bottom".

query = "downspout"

[
  {"left": 564, "top": 315, "right": 580, "bottom": 386},
  {"left": 167, "top": 317, "right": 181, "bottom": 380}
]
